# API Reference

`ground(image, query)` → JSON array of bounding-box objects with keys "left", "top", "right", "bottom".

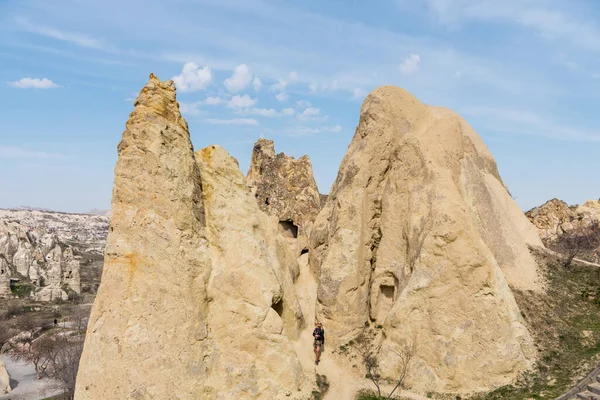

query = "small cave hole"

[
  {"left": 380, "top": 285, "right": 395, "bottom": 300},
  {"left": 272, "top": 299, "right": 283, "bottom": 317},
  {"left": 278, "top": 220, "right": 298, "bottom": 239},
  {"left": 300, "top": 248, "right": 309, "bottom": 256},
  {"left": 265, "top": 197, "right": 270, "bottom": 206}
]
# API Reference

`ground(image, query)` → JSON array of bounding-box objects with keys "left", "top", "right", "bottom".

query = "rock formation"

[
  {"left": 75, "top": 75, "right": 308, "bottom": 399},
  {"left": 309, "top": 86, "right": 544, "bottom": 393},
  {"left": 246, "top": 138, "right": 322, "bottom": 236},
  {"left": 0, "top": 220, "right": 82, "bottom": 300},
  {"left": 526, "top": 198, "right": 600, "bottom": 241},
  {"left": 0, "top": 360, "right": 10, "bottom": 395}
]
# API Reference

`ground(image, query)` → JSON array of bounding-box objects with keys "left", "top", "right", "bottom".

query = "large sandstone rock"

[
  {"left": 75, "top": 75, "right": 308, "bottom": 400},
  {"left": 0, "top": 360, "right": 10, "bottom": 395},
  {"left": 196, "top": 144, "right": 306, "bottom": 396},
  {"left": 310, "top": 86, "right": 543, "bottom": 393},
  {"left": 246, "top": 138, "right": 322, "bottom": 234},
  {"left": 526, "top": 198, "right": 600, "bottom": 242}
]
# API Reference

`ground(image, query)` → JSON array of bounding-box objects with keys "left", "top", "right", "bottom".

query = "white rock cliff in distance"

[{"left": 309, "top": 86, "right": 544, "bottom": 393}]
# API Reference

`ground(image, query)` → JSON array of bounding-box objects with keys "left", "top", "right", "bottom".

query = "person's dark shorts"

[{"left": 314, "top": 339, "right": 323, "bottom": 348}]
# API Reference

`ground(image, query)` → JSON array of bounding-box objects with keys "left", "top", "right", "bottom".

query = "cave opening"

[
  {"left": 278, "top": 220, "right": 298, "bottom": 239},
  {"left": 272, "top": 298, "right": 283, "bottom": 317}
]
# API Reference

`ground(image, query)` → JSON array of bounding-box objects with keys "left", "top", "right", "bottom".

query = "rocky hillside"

[
  {"left": 527, "top": 199, "right": 600, "bottom": 263},
  {"left": 0, "top": 209, "right": 109, "bottom": 299},
  {"left": 75, "top": 74, "right": 599, "bottom": 400},
  {"left": 246, "top": 138, "right": 322, "bottom": 237}
]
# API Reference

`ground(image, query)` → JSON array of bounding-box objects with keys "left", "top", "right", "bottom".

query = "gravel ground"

[{"left": 0, "top": 355, "right": 63, "bottom": 400}]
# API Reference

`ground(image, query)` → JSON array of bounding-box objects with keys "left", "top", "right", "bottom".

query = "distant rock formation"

[
  {"left": 75, "top": 75, "right": 308, "bottom": 399},
  {"left": 246, "top": 138, "right": 322, "bottom": 236},
  {"left": 526, "top": 198, "right": 600, "bottom": 263},
  {"left": 0, "top": 220, "right": 84, "bottom": 300},
  {"left": 526, "top": 198, "right": 600, "bottom": 241},
  {"left": 0, "top": 360, "right": 10, "bottom": 395},
  {"left": 310, "top": 86, "right": 543, "bottom": 393}
]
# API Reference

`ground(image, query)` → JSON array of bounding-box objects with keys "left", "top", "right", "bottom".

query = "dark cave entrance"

[{"left": 278, "top": 220, "right": 298, "bottom": 239}]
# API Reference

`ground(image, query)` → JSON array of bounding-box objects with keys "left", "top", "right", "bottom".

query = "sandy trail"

[{"left": 292, "top": 256, "right": 427, "bottom": 400}]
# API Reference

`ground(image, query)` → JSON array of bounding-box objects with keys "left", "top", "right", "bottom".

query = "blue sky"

[{"left": 0, "top": 0, "right": 599, "bottom": 213}]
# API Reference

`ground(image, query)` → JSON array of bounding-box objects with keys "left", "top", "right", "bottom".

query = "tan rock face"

[
  {"left": 75, "top": 74, "right": 213, "bottom": 400},
  {"left": 196, "top": 145, "right": 306, "bottom": 397},
  {"left": 310, "top": 86, "right": 542, "bottom": 393},
  {"left": 0, "top": 360, "right": 10, "bottom": 395},
  {"left": 75, "top": 75, "right": 308, "bottom": 400},
  {"left": 526, "top": 198, "right": 600, "bottom": 242},
  {"left": 246, "top": 139, "right": 322, "bottom": 234}
]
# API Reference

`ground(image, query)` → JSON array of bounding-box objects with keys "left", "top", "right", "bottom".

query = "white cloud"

[
  {"left": 283, "top": 125, "right": 343, "bottom": 136},
  {"left": 308, "top": 83, "right": 318, "bottom": 93},
  {"left": 275, "top": 92, "right": 289, "bottom": 102},
  {"left": 172, "top": 62, "right": 212, "bottom": 92},
  {"left": 289, "top": 71, "right": 299, "bottom": 81},
  {"left": 270, "top": 78, "right": 288, "bottom": 92},
  {"left": 8, "top": 78, "right": 60, "bottom": 89},
  {"left": 352, "top": 88, "right": 366, "bottom": 100},
  {"left": 297, "top": 107, "right": 321, "bottom": 120},
  {"left": 204, "top": 118, "right": 259, "bottom": 126},
  {"left": 399, "top": 54, "right": 421, "bottom": 75},
  {"left": 204, "top": 96, "right": 225, "bottom": 105},
  {"left": 296, "top": 100, "right": 312, "bottom": 109},
  {"left": 224, "top": 64, "right": 253, "bottom": 93},
  {"left": 248, "top": 108, "right": 280, "bottom": 117},
  {"left": 282, "top": 108, "right": 296, "bottom": 116},
  {"left": 16, "top": 18, "right": 109, "bottom": 50},
  {"left": 461, "top": 106, "right": 600, "bottom": 142},
  {"left": 0, "top": 145, "right": 62, "bottom": 159},
  {"left": 253, "top": 77, "right": 262, "bottom": 91},
  {"left": 228, "top": 94, "right": 258, "bottom": 108},
  {"left": 179, "top": 101, "right": 202, "bottom": 115}
]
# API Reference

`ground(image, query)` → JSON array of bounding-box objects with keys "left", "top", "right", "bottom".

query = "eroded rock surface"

[
  {"left": 75, "top": 75, "right": 308, "bottom": 400},
  {"left": 526, "top": 198, "right": 600, "bottom": 241},
  {"left": 0, "top": 360, "right": 10, "bottom": 395},
  {"left": 246, "top": 139, "right": 322, "bottom": 235},
  {"left": 310, "top": 86, "right": 543, "bottom": 393}
]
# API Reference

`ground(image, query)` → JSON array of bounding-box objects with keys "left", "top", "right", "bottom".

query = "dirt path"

[
  {"left": 0, "top": 355, "right": 62, "bottom": 400},
  {"left": 292, "top": 256, "right": 428, "bottom": 400}
]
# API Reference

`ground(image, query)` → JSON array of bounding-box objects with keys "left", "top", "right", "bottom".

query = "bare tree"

[
  {"left": 553, "top": 222, "right": 600, "bottom": 268},
  {"left": 12, "top": 333, "right": 83, "bottom": 398},
  {"left": 386, "top": 339, "right": 418, "bottom": 399},
  {"left": 360, "top": 334, "right": 417, "bottom": 400},
  {"left": 360, "top": 338, "right": 383, "bottom": 399}
]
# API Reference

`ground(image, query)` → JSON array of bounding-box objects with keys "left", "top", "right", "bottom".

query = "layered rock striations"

[
  {"left": 75, "top": 75, "right": 308, "bottom": 399},
  {"left": 246, "top": 139, "right": 322, "bottom": 236},
  {"left": 309, "top": 86, "right": 544, "bottom": 393}
]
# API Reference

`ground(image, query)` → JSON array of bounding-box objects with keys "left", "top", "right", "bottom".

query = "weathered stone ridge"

[
  {"left": 309, "top": 86, "right": 543, "bottom": 393},
  {"left": 526, "top": 198, "right": 600, "bottom": 242},
  {"left": 247, "top": 138, "right": 322, "bottom": 233}
]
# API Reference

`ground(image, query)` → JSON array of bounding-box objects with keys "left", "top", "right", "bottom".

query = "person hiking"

[{"left": 313, "top": 322, "right": 325, "bottom": 365}]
